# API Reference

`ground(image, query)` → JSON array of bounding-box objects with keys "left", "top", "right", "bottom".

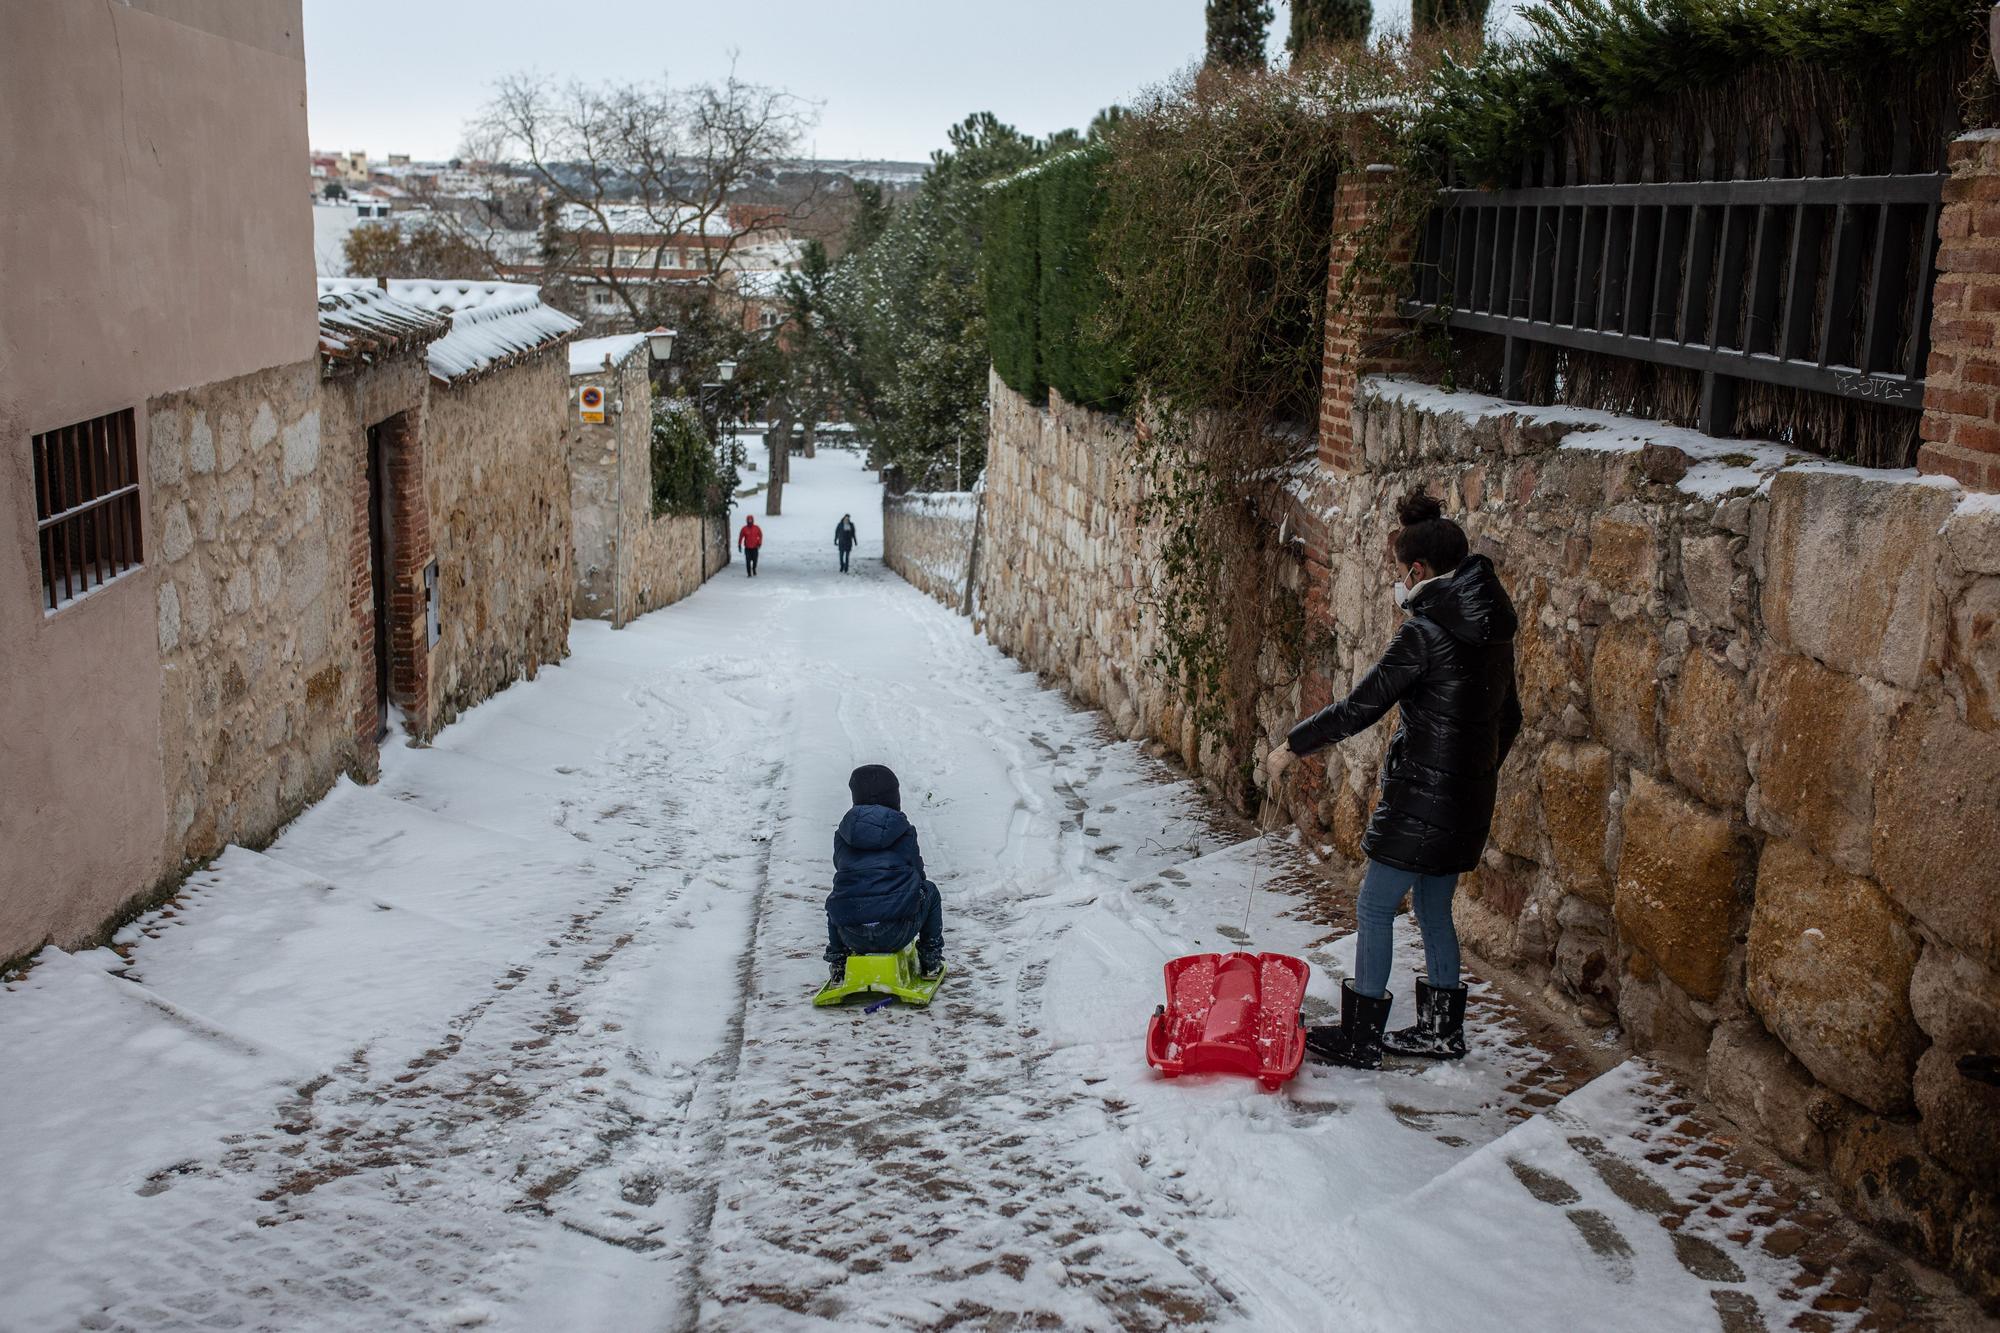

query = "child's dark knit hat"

[{"left": 848, "top": 764, "right": 901, "bottom": 811}]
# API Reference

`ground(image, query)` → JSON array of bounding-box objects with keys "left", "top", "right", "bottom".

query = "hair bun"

[{"left": 1397, "top": 491, "right": 1444, "bottom": 527}]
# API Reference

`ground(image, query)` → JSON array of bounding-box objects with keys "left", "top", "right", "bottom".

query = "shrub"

[
  {"left": 1421, "top": 0, "right": 1986, "bottom": 182},
  {"left": 981, "top": 146, "right": 1130, "bottom": 411},
  {"left": 650, "top": 397, "right": 728, "bottom": 516}
]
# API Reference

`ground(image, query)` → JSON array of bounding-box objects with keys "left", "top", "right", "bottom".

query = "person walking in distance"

[
  {"left": 834, "top": 513, "right": 858, "bottom": 573},
  {"left": 1264, "top": 492, "right": 1521, "bottom": 1070},
  {"left": 738, "top": 514, "right": 763, "bottom": 578}
]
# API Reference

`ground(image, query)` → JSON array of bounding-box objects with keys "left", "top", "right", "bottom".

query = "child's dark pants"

[{"left": 826, "top": 881, "right": 944, "bottom": 967}]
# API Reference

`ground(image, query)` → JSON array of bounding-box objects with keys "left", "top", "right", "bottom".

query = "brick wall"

[
  {"left": 1918, "top": 130, "right": 2000, "bottom": 494},
  {"left": 1317, "top": 165, "right": 1421, "bottom": 476}
]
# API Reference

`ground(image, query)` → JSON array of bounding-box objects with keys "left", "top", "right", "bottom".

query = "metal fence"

[{"left": 1404, "top": 171, "right": 1946, "bottom": 436}]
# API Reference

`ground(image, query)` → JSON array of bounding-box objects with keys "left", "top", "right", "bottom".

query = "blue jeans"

[
  {"left": 838, "top": 546, "right": 852, "bottom": 570},
  {"left": 1353, "top": 859, "right": 1460, "bottom": 998},
  {"left": 826, "top": 881, "right": 944, "bottom": 965}
]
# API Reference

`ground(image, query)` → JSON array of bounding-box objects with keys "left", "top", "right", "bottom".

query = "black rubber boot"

[
  {"left": 1381, "top": 975, "right": 1468, "bottom": 1060},
  {"left": 1305, "top": 979, "right": 1392, "bottom": 1070}
]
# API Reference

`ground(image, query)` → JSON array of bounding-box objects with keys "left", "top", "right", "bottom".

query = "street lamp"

[
  {"left": 717, "top": 358, "right": 738, "bottom": 383},
  {"left": 647, "top": 326, "right": 678, "bottom": 362}
]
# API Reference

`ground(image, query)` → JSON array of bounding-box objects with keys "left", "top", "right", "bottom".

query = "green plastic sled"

[{"left": 813, "top": 941, "right": 945, "bottom": 1008}]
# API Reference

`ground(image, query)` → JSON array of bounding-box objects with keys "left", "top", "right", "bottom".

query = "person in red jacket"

[{"left": 737, "top": 515, "right": 763, "bottom": 577}]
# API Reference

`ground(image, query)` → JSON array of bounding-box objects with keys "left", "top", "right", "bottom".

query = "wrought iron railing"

[{"left": 1404, "top": 173, "right": 1946, "bottom": 435}]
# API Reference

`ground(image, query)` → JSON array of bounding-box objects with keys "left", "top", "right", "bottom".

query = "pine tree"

[
  {"left": 1288, "top": 0, "right": 1371, "bottom": 55},
  {"left": 1412, "top": 0, "right": 1488, "bottom": 34},
  {"left": 1204, "top": 0, "right": 1273, "bottom": 70}
]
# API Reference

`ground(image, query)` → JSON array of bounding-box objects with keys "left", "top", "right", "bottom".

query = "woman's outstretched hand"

[{"left": 1262, "top": 745, "right": 1296, "bottom": 785}]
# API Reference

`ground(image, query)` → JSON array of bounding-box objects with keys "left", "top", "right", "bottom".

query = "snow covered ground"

[{"left": 1, "top": 452, "right": 1890, "bottom": 1331}]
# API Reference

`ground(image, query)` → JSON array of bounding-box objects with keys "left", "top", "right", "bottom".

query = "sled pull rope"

[{"left": 1240, "top": 841, "right": 1263, "bottom": 939}]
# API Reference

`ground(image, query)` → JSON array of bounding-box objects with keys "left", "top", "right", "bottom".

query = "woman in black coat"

[{"left": 1265, "top": 493, "right": 1521, "bottom": 1069}]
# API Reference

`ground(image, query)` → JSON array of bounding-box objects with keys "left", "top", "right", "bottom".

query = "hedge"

[{"left": 983, "top": 146, "right": 1131, "bottom": 412}]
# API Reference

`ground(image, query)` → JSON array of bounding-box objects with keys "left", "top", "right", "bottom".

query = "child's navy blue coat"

[{"left": 829, "top": 804, "right": 927, "bottom": 927}]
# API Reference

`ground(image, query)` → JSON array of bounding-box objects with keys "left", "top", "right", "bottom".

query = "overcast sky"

[{"left": 302, "top": 0, "right": 1504, "bottom": 164}]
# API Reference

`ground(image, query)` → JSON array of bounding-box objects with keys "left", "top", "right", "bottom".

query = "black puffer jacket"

[{"left": 1286, "top": 554, "right": 1523, "bottom": 876}]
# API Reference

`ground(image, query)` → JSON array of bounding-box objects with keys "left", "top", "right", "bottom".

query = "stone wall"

[
  {"left": 977, "top": 374, "right": 1197, "bottom": 753},
  {"left": 149, "top": 355, "right": 364, "bottom": 871},
  {"left": 568, "top": 353, "right": 714, "bottom": 626},
  {"left": 424, "top": 349, "right": 575, "bottom": 732},
  {"left": 974, "top": 371, "right": 2000, "bottom": 1304},
  {"left": 882, "top": 490, "right": 979, "bottom": 610}
]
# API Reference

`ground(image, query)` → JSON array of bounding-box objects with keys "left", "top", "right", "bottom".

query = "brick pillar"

[
  {"left": 350, "top": 429, "right": 380, "bottom": 760},
  {"left": 1917, "top": 132, "right": 2000, "bottom": 493},
  {"left": 384, "top": 410, "right": 434, "bottom": 736},
  {"left": 1318, "top": 163, "right": 1421, "bottom": 476}
]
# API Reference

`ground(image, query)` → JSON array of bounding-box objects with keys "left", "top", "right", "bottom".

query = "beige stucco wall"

[
  {"left": 425, "top": 352, "right": 576, "bottom": 731},
  {"left": 0, "top": 0, "right": 311, "bottom": 961},
  {"left": 569, "top": 355, "right": 714, "bottom": 626}
]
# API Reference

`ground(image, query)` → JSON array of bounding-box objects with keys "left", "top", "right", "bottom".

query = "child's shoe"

[
  {"left": 828, "top": 959, "right": 848, "bottom": 985},
  {"left": 918, "top": 954, "right": 944, "bottom": 980}
]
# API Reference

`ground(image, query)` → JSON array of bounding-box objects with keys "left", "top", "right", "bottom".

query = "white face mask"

[{"left": 1392, "top": 580, "right": 1411, "bottom": 609}]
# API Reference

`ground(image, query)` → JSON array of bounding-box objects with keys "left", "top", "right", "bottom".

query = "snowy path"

[{"left": 1, "top": 453, "right": 1904, "bottom": 1332}]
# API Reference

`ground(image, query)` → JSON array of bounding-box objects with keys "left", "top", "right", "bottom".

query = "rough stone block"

[
  {"left": 1831, "top": 1117, "right": 1969, "bottom": 1264},
  {"left": 1910, "top": 942, "right": 2000, "bottom": 1051},
  {"left": 1554, "top": 893, "right": 1616, "bottom": 1001},
  {"left": 1587, "top": 509, "right": 1659, "bottom": 599},
  {"left": 1946, "top": 575, "right": 2000, "bottom": 731},
  {"left": 1665, "top": 650, "right": 1749, "bottom": 812},
  {"left": 1914, "top": 1046, "right": 2000, "bottom": 1187},
  {"left": 1873, "top": 700, "right": 2000, "bottom": 970},
  {"left": 1537, "top": 739, "right": 1615, "bottom": 905},
  {"left": 1760, "top": 468, "right": 1955, "bottom": 690},
  {"left": 1747, "top": 838, "right": 1922, "bottom": 1115},
  {"left": 1515, "top": 609, "right": 1585, "bottom": 727},
  {"left": 1704, "top": 1019, "right": 1834, "bottom": 1168},
  {"left": 1617, "top": 967, "right": 1715, "bottom": 1070},
  {"left": 1589, "top": 620, "right": 1661, "bottom": 765},
  {"left": 1678, "top": 530, "right": 1741, "bottom": 628},
  {"left": 1613, "top": 772, "right": 1748, "bottom": 1003},
  {"left": 1486, "top": 742, "right": 1542, "bottom": 861},
  {"left": 1751, "top": 653, "right": 1884, "bottom": 877}
]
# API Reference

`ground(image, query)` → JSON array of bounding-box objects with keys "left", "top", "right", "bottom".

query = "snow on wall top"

[
  {"left": 315, "top": 284, "right": 452, "bottom": 373},
  {"left": 568, "top": 334, "right": 651, "bottom": 377},
  {"left": 319, "top": 278, "right": 580, "bottom": 385}
]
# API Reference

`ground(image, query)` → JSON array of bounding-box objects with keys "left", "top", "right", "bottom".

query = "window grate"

[{"left": 32, "top": 408, "right": 144, "bottom": 612}]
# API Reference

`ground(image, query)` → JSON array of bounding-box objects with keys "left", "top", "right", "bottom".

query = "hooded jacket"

[
  {"left": 828, "top": 804, "right": 929, "bottom": 927},
  {"left": 835, "top": 519, "right": 857, "bottom": 550},
  {"left": 1286, "top": 554, "right": 1523, "bottom": 876}
]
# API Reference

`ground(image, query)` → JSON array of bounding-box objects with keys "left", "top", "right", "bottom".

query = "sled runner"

[
  {"left": 1145, "top": 951, "right": 1310, "bottom": 1090},
  {"left": 814, "top": 941, "right": 945, "bottom": 1008}
]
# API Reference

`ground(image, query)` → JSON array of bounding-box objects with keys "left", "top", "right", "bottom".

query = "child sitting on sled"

[{"left": 826, "top": 764, "right": 945, "bottom": 983}]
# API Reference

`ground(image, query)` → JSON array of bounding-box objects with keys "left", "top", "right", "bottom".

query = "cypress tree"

[
  {"left": 1204, "top": 0, "right": 1274, "bottom": 70},
  {"left": 1412, "top": 0, "right": 1488, "bottom": 34},
  {"left": 1289, "top": 0, "right": 1371, "bottom": 55}
]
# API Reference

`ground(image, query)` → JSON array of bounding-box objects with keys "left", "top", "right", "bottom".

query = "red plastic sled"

[{"left": 1145, "top": 952, "right": 1310, "bottom": 1091}]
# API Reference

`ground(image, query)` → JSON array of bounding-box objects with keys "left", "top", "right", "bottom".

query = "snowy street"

[{"left": 0, "top": 454, "right": 1930, "bottom": 1331}]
